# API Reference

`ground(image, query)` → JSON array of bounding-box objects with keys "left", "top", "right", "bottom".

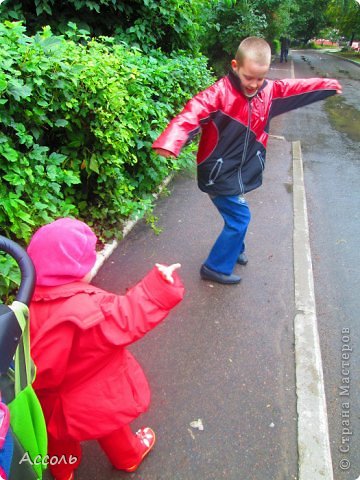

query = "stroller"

[{"left": 0, "top": 236, "right": 47, "bottom": 480}]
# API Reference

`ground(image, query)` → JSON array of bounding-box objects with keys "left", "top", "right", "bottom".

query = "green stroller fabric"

[{"left": 7, "top": 302, "right": 47, "bottom": 480}]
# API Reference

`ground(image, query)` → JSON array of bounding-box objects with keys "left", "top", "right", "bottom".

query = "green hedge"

[
  {"left": 0, "top": 21, "right": 214, "bottom": 243},
  {"left": 0, "top": 20, "right": 214, "bottom": 300}
]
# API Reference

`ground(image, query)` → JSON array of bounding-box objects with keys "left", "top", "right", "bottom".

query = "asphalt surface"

[
  {"left": 88, "top": 135, "right": 297, "bottom": 480},
  {"left": 71, "top": 71, "right": 298, "bottom": 480},
  {"left": 42, "top": 51, "right": 359, "bottom": 480},
  {"left": 278, "top": 50, "right": 360, "bottom": 480}
]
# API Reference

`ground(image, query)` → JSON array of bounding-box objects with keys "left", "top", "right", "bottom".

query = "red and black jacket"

[{"left": 152, "top": 70, "right": 339, "bottom": 196}]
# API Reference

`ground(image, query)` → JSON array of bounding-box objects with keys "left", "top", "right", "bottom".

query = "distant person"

[
  {"left": 27, "top": 218, "right": 184, "bottom": 480},
  {"left": 153, "top": 37, "right": 342, "bottom": 285},
  {"left": 280, "top": 36, "right": 290, "bottom": 62}
]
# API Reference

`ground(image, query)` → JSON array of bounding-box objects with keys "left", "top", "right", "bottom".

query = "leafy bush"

[
  {"left": 0, "top": 21, "right": 214, "bottom": 247},
  {"left": 0, "top": 253, "right": 20, "bottom": 303},
  {"left": 306, "top": 41, "right": 321, "bottom": 49},
  {"left": 0, "top": 0, "right": 205, "bottom": 53},
  {"left": 272, "top": 39, "right": 280, "bottom": 54},
  {"left": 200, "top": 0, "right": 268, "bottom": 75},
  {"left": 0, "top": 22, "right": 82, "bottom": 243}
]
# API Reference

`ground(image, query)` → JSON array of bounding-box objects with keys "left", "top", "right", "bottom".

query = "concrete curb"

[
  {"left": 89, "top": 173, "right": 174, "bottom": 279},
  {"left": 292, "top": 140, "right": 334, "bottom": 479}
]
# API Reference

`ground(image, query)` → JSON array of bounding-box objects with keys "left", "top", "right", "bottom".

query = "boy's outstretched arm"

[
  {"left": 154, "top": 148, "right": 174, "bottom": 158},
  {"left": 270, "top": 77, "right": 342, "bottom": 118},
  {"left": 152, "top": 82, "right": 221, "bottom": 158}
]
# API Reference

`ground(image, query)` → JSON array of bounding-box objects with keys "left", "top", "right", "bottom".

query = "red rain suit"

[{"left": 29, "top": 267, "right": 184, "bottom": 441}]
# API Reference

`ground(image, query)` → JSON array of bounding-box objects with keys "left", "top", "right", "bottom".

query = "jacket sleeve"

[
  {"left": 152, "top": 81, "right": 221, "bottom": 157},
  {"left": 97, "top": 267, "right": 185, "bottom": 346},
  {"left": 269, "top": 78, "right": 341, "bottom": 118}
]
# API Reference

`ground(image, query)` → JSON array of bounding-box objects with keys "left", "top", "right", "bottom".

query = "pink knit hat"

[{"left": 27, "top": 218, "right": 97, "bottom": 286}]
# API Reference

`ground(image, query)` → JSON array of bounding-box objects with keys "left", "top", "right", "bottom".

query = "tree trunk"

[{"left": 348, "top": 32, "right": 355, "bottom": 46}]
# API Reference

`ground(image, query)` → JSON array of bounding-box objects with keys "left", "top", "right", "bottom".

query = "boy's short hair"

[{"left": 235, "top": 37, "right": 271, "bottom": 66}]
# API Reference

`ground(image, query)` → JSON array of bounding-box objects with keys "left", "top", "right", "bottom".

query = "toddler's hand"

[{"left": 156, "top": 263, "right": 181, "bottom": 284}]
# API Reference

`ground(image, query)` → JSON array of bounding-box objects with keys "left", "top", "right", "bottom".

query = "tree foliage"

[
  {"left": 0, "top": 0, "right": 204, "bottom": 52},
  {"left": 326, "top": 0, "right": 360, "bottom": 43},
  {"left": 289, "top": 0, "right": 330, "bottom": 44},
  {"left": 199, "top": 0, "right": 296, "bottom": 75}
]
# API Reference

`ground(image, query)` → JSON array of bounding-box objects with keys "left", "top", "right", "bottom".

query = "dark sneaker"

[
  {"left": 237, "top": 253, "right": 248, "bottom": 265},
  {"left": 200, "top": 265, "right": 241, "bottom": 284}
]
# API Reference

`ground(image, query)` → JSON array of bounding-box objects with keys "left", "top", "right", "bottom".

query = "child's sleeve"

[
  {"left": 152, "top": 82, "right": 221, "bottom": 157},
  {"left": 98, "top": 267, "right": 185, "bottom": 346},
  {"left": 270, "top": 78, "right": 341, "bottom": 118}
]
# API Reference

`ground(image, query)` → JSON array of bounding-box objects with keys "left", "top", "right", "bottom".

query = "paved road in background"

[
  {"left": 277, "top": 50, "right": 360, "bottom": 480},
  {"left": 43, "top": 51, "right": 359, "bottom": 480}
]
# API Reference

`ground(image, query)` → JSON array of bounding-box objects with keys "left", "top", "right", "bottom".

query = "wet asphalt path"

[
  {"left": 63, "top": 71, "right": 300, "bottom": 479},
  {"left": 275, "top": 50, "right": 360, "bottom": 480},
  {"left": 85, "top": 135, "right": 298, "bottom": 480}
]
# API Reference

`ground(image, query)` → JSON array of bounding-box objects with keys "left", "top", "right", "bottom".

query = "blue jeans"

[
  {"left": 280, "top": 49, "right": 288, "bottom": 62},
  {"left": 204, "top": 194, "right": 251, "bottom": 275}
]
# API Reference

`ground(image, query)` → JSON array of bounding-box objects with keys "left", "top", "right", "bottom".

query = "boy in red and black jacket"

[{"left": 153, "top": 36, "right": 342, "bottom": 285}]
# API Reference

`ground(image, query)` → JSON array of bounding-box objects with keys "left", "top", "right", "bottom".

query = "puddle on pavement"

[{"left": 325, "top": 95, "right": 360, "bottom": 142}]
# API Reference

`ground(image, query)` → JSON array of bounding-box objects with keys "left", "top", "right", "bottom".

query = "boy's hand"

[
  {"left": 335, "top": 81, "right": 342, "bottom": 94},
  {"left": 156, "top": 263, "right": 181, "bottom": 284},
  {"left": 154, "top": 148, "right": 174, "bottom": 158}
]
